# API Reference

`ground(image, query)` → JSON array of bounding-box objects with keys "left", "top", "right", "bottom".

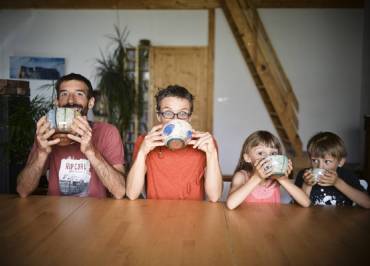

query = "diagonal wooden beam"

[{"left": 222, "top": 0, "right": 303, "bottom": 156}]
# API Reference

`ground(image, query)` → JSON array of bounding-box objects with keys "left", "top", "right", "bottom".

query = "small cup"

[
  {"left": 47, "top": 107, "right": 81, "bottom": 132},
  {"left": 47, "top": 107, "right": 81, "bottom": 146},
  {"left": 311, "top": 168, "right": 326, "bottom": 182},
  {"left": 162, "top": 120, "right": 192, "bottom": 150},
  {"left": 266, "top": 155, "right": 289, "bottom": 176}
]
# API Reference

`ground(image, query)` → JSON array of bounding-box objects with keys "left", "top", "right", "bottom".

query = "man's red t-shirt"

[{"left": 29, "top": 122, "right": 124, "bottom": 198}]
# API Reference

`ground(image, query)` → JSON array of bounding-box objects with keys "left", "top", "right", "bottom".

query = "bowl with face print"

[
  {"left": 311, "top": 168, "right": 326, "bottom": 182},
  {"left": 47, "top": 107, "right": 81, "bottom": 146},
  {"left": 162, "top": 120, "right": 192, "bottom": 150},
  {"left": 266, "top": 155, "right": 289, "bottom": 176}
]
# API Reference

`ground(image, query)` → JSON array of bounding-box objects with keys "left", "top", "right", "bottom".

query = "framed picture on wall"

[{"left": 9, "top": 56, "right": 65, "bottom": 80}]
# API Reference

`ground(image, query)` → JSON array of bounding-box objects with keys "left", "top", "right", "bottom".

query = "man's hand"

[
  {"left": 68, "top": 116, "right": 94, "bottom": 155},
  {"left": 139, "top": 124, "right": 165, "bottom": 156},
  {"left": 35, "top": 116, "right": 60, "bottom": 154},
  {"left": 189, "top": 131, "right": 216, "bottom": 154}
]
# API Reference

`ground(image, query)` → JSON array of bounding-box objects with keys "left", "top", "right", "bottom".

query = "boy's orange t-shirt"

[{"left": 133, "top": 135, "right": 207, "bottom": 200}]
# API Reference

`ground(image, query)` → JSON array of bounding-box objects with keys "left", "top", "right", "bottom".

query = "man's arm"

[
  {"left": 17, "top": 149, "right": 48, "bottom": 198},
  {"left": 190, "top": 132, "right": 222, "bottom": 202},
  {"left": 69, "top": 117, "right": 126, "bottom": 199},
  {"left": 84, "top": 147, "right": 126, "bottom": 199},
  {"left": 17, "top": 116, "right": 59, "bottom": 197}
]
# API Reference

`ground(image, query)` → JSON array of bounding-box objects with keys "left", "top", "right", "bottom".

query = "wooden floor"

[{"left": 0, "top": 195, "right": 369, "bottom": 266}]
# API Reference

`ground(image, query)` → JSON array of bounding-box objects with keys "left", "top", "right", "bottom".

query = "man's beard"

[{"left": 62, "top": 104, "right": 88, "bottom": 116}]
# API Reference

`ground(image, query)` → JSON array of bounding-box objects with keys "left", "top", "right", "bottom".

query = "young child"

[
  {"left": 295, "top": 132, "right": 370, "bottom": 208},
  {"left": 226, "top": 131, "right": 311, "bottom": 210}
]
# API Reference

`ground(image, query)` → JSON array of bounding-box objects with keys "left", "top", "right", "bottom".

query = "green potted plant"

[
  {"left": 95, "top": 26, "right": 137, "bottom": 137},
  {"left": 2, "top": 95, "right": 51, "bottom": 193}
]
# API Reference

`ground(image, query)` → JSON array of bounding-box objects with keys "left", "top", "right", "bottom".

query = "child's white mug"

[
  {"left": 311, "top": 168, "right": 326, "bottom": 182},
  {"left": 266, "top": 155, "right": 289, "bottom": 176}
]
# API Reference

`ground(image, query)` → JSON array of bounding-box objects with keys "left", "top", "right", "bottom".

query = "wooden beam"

[
  {"left": 0, "top": 0, "right": 363, "bottom": 9},
  {"left": 222, "top": 0, "right": 303, "bottom": 156},
  {"left": 252, "top": 0, "right": 364, "bottom": 8},
  {"left": 0, "top": 0, "right": 220, "bottom": 9},
  {"left": 207, "top": 9, "right": 215, "bottom": 133}
]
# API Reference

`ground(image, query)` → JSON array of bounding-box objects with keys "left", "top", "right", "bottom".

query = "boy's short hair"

[
  {"left": 155, "top": 85, "right": 194, "bottom": 113},
  {"left": 307, "top": 132, "right": 347, "bottom": 159},
  {"left": 55, "top": 73, "right": 94, "bottom": 99}
]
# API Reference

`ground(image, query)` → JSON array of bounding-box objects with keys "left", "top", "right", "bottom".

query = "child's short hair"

[
  {"left": 307, "top": 132, "right": 347, "bottom": 160},
  {"left": 155, "top": 85, "right": 194, "bottom": 113},
  {"left": 234, "top": 130, "right": 282, "bottom": 173}
]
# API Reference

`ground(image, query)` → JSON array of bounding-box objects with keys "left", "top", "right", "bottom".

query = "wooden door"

[{"left": 149, "top": 46, "right": 211, "bottom": 132}]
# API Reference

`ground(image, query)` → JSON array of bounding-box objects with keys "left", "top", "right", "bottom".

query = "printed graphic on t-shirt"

[
  {"left": 311, "top": 187, "right": 350, "bottom": 206},
  {"left": 58, "top": 157, "right": 91, "bottom": 196}
]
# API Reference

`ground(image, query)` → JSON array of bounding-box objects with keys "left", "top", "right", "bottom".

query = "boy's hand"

[
  {"left": 254, "top": 157, "right": 273, "bottom": 180},
  {"left": 302, "top": 169, "right": 317, "bottom": 186},
  {"left": 318, "top": 169, "right": 338, "bottom": 186},
  {"left": 139, "top": 124, "right": 165, "bottom": 156}
]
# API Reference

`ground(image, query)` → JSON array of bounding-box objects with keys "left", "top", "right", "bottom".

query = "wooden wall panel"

[{"left": 149, "top": 47, "right": 211, "bottom": 132}]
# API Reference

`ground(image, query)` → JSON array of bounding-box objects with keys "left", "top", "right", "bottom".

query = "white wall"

[
  {"left": 0, "top": 9, "right": 207, "bottom": 99},
  {"left": 0, "top": 8, "right": 364, "bottom": 173},
  {"left": 214, "top": 9, "right": 364, "bottom": 173},
  {"left": 259, "top": 8, "right": 364, "bottom": 165}
]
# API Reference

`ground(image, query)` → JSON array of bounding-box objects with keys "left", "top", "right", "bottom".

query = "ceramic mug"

[
  {"left": 265, "top": 155, "right": 289, "bottom": 176},
  {"left": 47, "top": 107, "right": 81, "bottom": 146},
  {"left": 162, "top": 119, "right": 192, "bottom": 150},
  {"left": 311, "top": 168, "right": 326, "bottom": 182}
]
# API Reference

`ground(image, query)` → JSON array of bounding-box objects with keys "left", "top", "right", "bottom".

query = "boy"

[
  {"left": 126, "top": 85, "right": 222, "bottom": 201},
  {"left": 295, "top": 132, "right": 370, "bottom": 208}
]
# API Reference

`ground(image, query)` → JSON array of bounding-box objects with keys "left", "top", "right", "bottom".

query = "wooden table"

[{"left": 0, "top": 195, "right": 369, "bottom": 266}]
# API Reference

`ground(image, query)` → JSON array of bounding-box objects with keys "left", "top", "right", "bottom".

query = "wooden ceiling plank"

[{"left": 0, "top": 0, "right": 363, "bottom": 9}]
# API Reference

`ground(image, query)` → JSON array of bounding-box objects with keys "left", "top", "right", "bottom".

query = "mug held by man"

[{"left": 47, "top": 107, "right": 81, "bottom": 146}]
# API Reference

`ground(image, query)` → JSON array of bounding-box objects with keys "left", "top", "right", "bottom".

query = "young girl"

[{"left": 226, "top": 131, "right": 311, "bottom": 210}]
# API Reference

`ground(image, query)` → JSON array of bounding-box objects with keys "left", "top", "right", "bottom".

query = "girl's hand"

[
  {"left": 302, "top": 169, "right": 317, "bottom": 186},
  {"left": 254, "top": 157, "right": 273, "bottom": 180},
  {"left": 318, "top": 169, "right": 338, "bottom": 187},
  {"left": 139, "top": 124, "right": 165, "bottom": 156}
]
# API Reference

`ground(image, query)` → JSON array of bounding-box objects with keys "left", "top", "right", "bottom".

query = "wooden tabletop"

[{"left": 0, "top": 195, "right": 369, "bottom": 266}]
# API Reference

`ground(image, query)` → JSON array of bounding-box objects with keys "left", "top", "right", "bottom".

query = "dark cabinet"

[
  {"left": 0, "top": 80, "right": 30, "bottom": 193},
  {"left": 365, "top": 115, "right": 370, "bottom": 193}
]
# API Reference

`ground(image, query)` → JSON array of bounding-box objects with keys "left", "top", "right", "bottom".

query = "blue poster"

[{"left": 10, "top": 56, "right": 65, "bottom": 80}]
